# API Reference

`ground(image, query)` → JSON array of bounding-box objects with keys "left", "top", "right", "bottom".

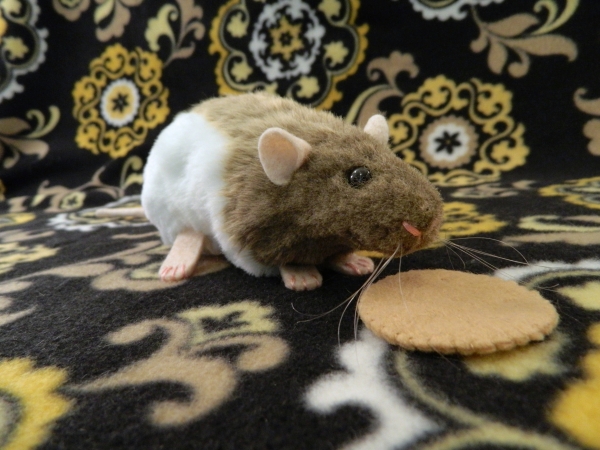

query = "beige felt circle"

[{"left": 358, "top": 269, "right": 559, "bottom": 355}]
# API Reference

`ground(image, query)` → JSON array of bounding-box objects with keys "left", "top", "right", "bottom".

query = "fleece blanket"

[{"left": 1, "top": 1, "right": 599, "bottom": 449}]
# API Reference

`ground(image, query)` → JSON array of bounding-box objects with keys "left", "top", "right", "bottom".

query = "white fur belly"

[{"left": 141, "top": 112, "right": 278, "bottom": 277}]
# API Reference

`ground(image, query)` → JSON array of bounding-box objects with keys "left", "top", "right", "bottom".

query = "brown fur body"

[{"left": 193, "top": 93, "right": 443, "bottom": 267}]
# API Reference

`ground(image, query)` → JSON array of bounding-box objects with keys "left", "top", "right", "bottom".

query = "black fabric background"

[{"left": 0, "top": 1, "right": 599, "bottom": 449}]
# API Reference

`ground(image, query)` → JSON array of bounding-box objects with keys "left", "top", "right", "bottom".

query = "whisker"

[
  {"left": 448, "top": 236, "right": 530, "bottom": 265},
  {"left": 446, "top": 240, "right": 562, "bottom": 293},
  {"left": 445, "top": 244, "right": 456, "bottom": 270},
  {"left": 361, "top": 255, "right": 388, "bottom": 289},
  {"left": 369, "top": 245, "right": 400, "bottom": 281},
  {"left": 446, "top": 238, "right": 564, "bottom": 276},
  {"left": 292, "top": 255, "right": 389, "bottom": 323},
  {"left": 294, "top": 252, "right": 392, "bottom": 344},
  {"left": 292, "top": 295, "right": 353, "bottom": 322},
  {"left": 354, "top": 306, "right": 359, "bottom": 343},
  {"left": 348, "top": 243, "right": 402, "bottom": 344},
  {"left": 446, "top": 242, "right": 501, "bottom": 273},
  {"left": 396, "top": 246, "right": 410, "bottom": 315},
  {"left": 445, "top": 241, "right": 560, "bottom": 293},
  {"left": 447, "top": 241, "right": 531, "bottom": 266},
  {"left": 340, "top": 290, "right": 360, "bottom": 346},
  {"left": 398, "top": 248, "right": 403, "bottom": 295},
  {"left": 442, "top": 240, "right": 467, "bottom": 269}
]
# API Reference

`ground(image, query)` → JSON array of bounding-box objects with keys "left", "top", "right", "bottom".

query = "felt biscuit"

[{"left": 358, "top": 269, "right": 559, "bottom": 355}]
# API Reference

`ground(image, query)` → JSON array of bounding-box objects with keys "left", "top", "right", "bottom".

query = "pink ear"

[
  {"left": 258, "top": 127, "right": 311, "bottom": 185},
  {"left": 363, "top": 114, "right": 389, "bottom": 145}
]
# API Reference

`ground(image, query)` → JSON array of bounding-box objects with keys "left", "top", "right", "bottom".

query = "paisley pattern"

[
  {"left": 0, "top": 107, "right": 59, "bottom": 170},
  {"left": 1, "top": 1, "right": 600, "bottom": 449},
  {"left": 407, "top": 0, "right": 579, "bottom": 78},
  {"left": 53, "top": 0, "right": 144, "bottom": 41}
]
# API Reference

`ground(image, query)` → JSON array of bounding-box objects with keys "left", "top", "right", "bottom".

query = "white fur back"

[
  {"left": 142, "top": 112, "right": 227, "bottom": 245},
  {"left": 141, "top": 112, "right": 278, "bottom": 277}
]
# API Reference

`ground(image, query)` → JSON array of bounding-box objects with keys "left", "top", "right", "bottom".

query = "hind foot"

[
  {"left": 328, "top": 252, "right": 375, "bottom": 276},
  {"left": 159, "top": 229, "right": 205, "bottom": 282},
  {"left": 280, "top": 265, "right": 323, "bottom": 291}
]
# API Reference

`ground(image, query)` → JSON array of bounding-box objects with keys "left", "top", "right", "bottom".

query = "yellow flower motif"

[
  {"left": 319, "top": 0, "right": 342, "bottom": 18},
  {"left": 420, "top": 78, "right": 452, "bottom": 109},
  {"left": 226, "top": 11, "right": 248, "bottom": 38},
  {"left": 231, "top": 60, "right": 253, "bottom": 82},
  {"left": 296, "top": 76, "right": 320, "bottom": 99},
  {"left": 0, "top": 359, "right": 71, "bottom": 450},
  {"left": 389, "top": 75, "right": 529, "bottom": 186},
  {"left": 550, "top": 323, "right": 600, "bottom": 449},
  {"left": 3, "top": 36, "right": 28, "bottom": 59},
  {"left": 440, "top": 201, "right": 507, "bottom": 240},
  {"left": 324, "top": 41, "right": 349, "bottom": 66},
  {"left": 73, "top": 43, "right": 169, "bottom": 159},
  {"left": 539, "top": 176, "right": 600, "bottom": 210},
  {"left": 269, "top": 16, "right": 304, "bottom": 61},
  {"left": 0, "top": 242, "right": 58, "bottom": 275}
]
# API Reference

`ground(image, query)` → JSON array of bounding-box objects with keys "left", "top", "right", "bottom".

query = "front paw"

[
  {"left": 159, "top": 263, "right": 193, "bottom": 282},
  {"left": 280, "top": 265, "right": 323, "bottom": 291},
  {"left": 328, "top": 253, "right": 375, "bottom": 276}
]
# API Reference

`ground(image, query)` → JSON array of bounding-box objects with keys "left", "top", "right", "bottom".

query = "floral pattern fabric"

[{"left": 0, "top": 1, "right": 600, "bottom": 449}]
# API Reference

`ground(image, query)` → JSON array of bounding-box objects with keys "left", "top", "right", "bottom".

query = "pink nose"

[{"left": 402, "top": 221, "right": 422, "bottom": 237}]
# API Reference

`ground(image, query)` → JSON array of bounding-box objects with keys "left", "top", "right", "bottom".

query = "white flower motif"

[
  {"left": 407, "top": 0, "right": 504, "bottom": 21},
  {"left": 249, "top": 0, "right": 325, "bottom": 81},
  {"left": 419, "top": 115, "right": 478, "bottom": 169},
  {"left": 100, "top": 78, "right": 141, "bottom": 127},
  {"left": 305, "top": 329, "right": 439, "bottom": 449}
]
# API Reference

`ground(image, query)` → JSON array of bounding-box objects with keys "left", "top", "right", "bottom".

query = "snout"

[
  {"left": 421, "top": 212, "right": 443, "bottom": 247},
  {"left": 401, "top": 211, "right": 443, "bottom": 253}
]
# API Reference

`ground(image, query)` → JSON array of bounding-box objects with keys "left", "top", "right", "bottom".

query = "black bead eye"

[{"left": 347, "top": 166, "right": 372, "bottom": 188}]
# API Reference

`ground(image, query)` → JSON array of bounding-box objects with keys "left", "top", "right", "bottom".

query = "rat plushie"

[{"left": 140, "top": 92, "right": 443, "bottom": 290}]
